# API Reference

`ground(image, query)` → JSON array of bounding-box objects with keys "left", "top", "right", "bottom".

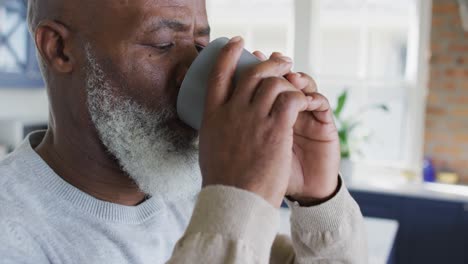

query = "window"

[
  {"left": 314, "top": 0, "right": 416, "bottom": 164},
  {"left": 207, "top": 0, "right": 431, "bottom": 177},
  {"left": 298, "top": 0, "right": 431, "bottom": 176},
  {"left": 207, "top": 0, "right": 295, "bottom": 56},
  {"left": 0, "top": 0, "right": 43, "bottom": 88}
]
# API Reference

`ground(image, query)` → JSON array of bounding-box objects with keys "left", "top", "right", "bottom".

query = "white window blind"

[
  {"left": 207, "top": 0, "right": 295, "bottom": 56},
  {"left": 207, "top": 0, "right": 431, "bottom": 175},
  {"left": 314, "top": 0, "right": 416, "bottom": 166}
]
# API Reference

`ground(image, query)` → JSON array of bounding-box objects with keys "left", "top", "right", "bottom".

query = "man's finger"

[
  {"left": 270, "top": 91, "right": 310, "bottom": 128},
  {"left": 232, "top": 56, "right": 293, "bottom": 105},
  {"left": 305, "top": 93, "right": 334, "bottom": 123},
  {"left": 269, "top": 52, "right": 284, "bottom": 60},
  {"left": 205, "top": 36, "right": 245, "bottom": 114},
  {"left": 252, "top": 77, "right": 298, "bottom": 117},
  {"left": 270, "top": 53, "right": 317, "bottom": 93},
  {"left": 285, "top": 72, "right": 318, "bottom": 94},
  {"left": 253, "top": 50, "right": 268, "bottom": 61}
]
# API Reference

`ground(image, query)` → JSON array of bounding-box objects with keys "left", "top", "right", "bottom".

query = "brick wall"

[{"left": 425, "top": 0, "right": 468, "bottom": 184}]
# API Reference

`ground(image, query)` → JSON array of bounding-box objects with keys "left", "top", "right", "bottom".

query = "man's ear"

[{"left": 34, "top": 20, "right": 75, "bottom": 73}]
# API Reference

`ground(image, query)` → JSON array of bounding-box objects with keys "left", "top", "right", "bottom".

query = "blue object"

[
  {"left": 0, "top": 0, "right": 44, "bottom": 88},
  {"left": 350, "top": 190, "right": 468, "bottom": 264},
  {"left": 423, "top": 157, "right": 436, "bottom": 182}
]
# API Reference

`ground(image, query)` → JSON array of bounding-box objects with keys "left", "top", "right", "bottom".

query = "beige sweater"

[
  {"left": 1, "top": 133, "right": 365, "bottom": 264},
  {"left": 167, "top": 182, "right": 367, "bottom": 263}
]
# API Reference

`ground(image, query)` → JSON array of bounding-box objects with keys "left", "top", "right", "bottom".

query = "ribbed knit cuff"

[
  {"left": 285, "top": 178, "right": 360, "bottom": 232},
  {"left": 185, "top": 185, "right": 279, "bottom": 258}
]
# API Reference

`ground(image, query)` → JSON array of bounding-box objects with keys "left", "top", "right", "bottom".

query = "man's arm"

[
  {"left": 173, "top": 36, "right": 366, "bottom": 263},
  {"left": 167, "top": 185, "right": 280, "bottom": 263},
  {"left": 167, "top": 180, "right": 367, "bottom": 264},
  {"left": 271, "top": 178, "right": 367, "bottom": 264}
]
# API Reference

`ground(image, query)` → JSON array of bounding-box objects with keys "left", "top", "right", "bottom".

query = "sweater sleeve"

[
  {"left": 166, "top": 185, "right": 280, "bottom": 264},
  {"left": 167, "top": 181, "right": 367, "bottom": 264},
  {"left": 281, "top": 179, "right": 368, "bottom": 264}
]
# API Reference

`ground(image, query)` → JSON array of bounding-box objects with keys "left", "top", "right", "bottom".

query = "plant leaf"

[
  {"left": 334, "top": 90, "right": 348, "bottom": 118},
  {"left": 372, "top": 104, "right": 389, "bottom": 112},
  {"left": 379, "top": 104, "right": 390, "bottom": 112},
  {"left": 338, "top": 129, "right": 350, "bottom": 158}
]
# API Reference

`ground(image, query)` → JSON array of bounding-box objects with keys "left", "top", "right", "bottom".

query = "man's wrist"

[{"left": 286, "top": 176, "right": 342, "bottom": 207}]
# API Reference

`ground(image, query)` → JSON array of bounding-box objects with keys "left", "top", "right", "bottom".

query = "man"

[{"left": 0, "top": 0, "right": 367, "bottom": 263}]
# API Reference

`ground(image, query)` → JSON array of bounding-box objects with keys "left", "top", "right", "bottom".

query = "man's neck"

[{"left": 35, "top": 128, "right": 147, "bottom": 206}]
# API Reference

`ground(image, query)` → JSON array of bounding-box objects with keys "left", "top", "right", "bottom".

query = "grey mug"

[{"left": 177, "top": 37, "right": 261, "bottom": 130}]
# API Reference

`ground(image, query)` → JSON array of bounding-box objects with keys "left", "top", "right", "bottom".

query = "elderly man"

[{"left": 0, "top": 0, "right": 366, "bottom": 263}]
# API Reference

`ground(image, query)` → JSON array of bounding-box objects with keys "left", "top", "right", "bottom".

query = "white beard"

[{"left": 84, "top": 44, "right": 201, "bottom": 199}]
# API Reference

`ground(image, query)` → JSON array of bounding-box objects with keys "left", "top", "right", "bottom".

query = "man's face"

[
  {"left": 84, "top": 0, "right": 210, "bottom": 139},
  {"left": 79, "top": 0, "right": 210, "bottom": 196}
]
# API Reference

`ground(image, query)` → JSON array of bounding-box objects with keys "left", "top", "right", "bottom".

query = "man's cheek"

[{"left": 127, "top": 70, "right": 174, "bottom": 109}]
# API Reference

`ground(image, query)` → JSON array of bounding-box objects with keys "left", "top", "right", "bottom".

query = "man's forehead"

[
  {"left": 29, "top": 0, "right": 208, "bottom": 40},
  {"left": 107, "top": 0, "right": 208, "bottom": 25},
  {"left": 108, "top": 0, "right": 204, "bottom": 12},
  {"left": 29, "top": 0, "right": 202, "bottom": 15},
  {"left": 52, "top": 0, "right": 207, "bottom": 37}
]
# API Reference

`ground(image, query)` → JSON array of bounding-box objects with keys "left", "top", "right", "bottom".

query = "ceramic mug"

[{"left": 177, "top": 37, "right": 261, "bottom": 130}]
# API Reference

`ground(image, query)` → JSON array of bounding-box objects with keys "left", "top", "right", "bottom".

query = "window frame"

[
  {"left": 293, "top": 0, "right": 432, "bottom": 176},
  {"left": 0, "top": 0, "right": 44, "bottom": 89}
]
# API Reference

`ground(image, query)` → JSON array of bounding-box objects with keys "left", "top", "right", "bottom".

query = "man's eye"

[
  {"left": 195, "top": 44, "right": 205, "bottom": 53},
  {"left": 153, "top": 43, "right": 175, "bottom": 51}
]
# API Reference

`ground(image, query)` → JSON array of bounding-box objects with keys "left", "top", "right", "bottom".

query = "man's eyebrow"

[
  {"left": 149, "top": 19, "right": 191, "bottom": 33},
  {"left": 197, "top": 26, "right": 211, "bottom": 37},
  {"left": 147, "top": 19, "right": 211, "bottom": 36}
]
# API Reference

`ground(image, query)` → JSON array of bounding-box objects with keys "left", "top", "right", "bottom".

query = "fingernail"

[
  {"left": 281, "top": 56, "right": 293, "bottom": 63},
  {"left": 258, "top": 51, "right": 267, "bottom": 58},
  {"left": 229, "top": 36, "right": 242, "bottom": 43}
]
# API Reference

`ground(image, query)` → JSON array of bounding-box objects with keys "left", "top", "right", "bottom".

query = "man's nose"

[{"left": 176, "top": 44, "right": 202, "bottom": 86}]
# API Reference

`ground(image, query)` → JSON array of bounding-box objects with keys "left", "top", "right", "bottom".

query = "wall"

[
  {"left": 0, "top": 88, "right": 48, "bottom": 121},
  {"left": 425, "top": 0, "right": 468, "bottom": 184}
]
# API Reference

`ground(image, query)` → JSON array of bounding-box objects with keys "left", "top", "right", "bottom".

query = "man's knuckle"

[
  {"left": 209, "top": 71, "right": 225, "bottom": 84},
  {"left": 271, "top": 57, "right": 286, "bottom": 65},
  {"left": 221, "top": 44, "right": 236, "bottom": 55},
  {"left": 255, "top": 85, "right": 269, "bottom": 98},
  {"left": 277, "top": 92, "right": 291, "bottom": 106},
  {"left": 310, "top": 78, "right": 318, "bottom": 88},
  {"left": 316, "top": 93, "right": 329, "bottom": 103},
  {"left": 244, "top": 67, "right": 261, "bottom": 79},
  {"left": 263, "top": 77, "right": 282, "bottom": 88}
]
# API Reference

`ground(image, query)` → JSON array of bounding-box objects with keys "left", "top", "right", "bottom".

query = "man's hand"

[
  {"left": 253, "top": 52, "right": 340, "bottom": 205},
  {"left": 199, "top": 37, "right": 313, "bottom": 208},
  {"left": 287, "top": 73, "right": 340, "bottom": 204}
]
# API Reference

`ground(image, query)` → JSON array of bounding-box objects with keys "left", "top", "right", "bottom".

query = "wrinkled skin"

[
  {"left": 200, "top": 42, "right": 340, "bottom": 207},
  {"left": 30, "top": 0, "right": 210, "bottom": 205},
  {"left": 29, "top": 0, "right": 339, "bottom": 207}
]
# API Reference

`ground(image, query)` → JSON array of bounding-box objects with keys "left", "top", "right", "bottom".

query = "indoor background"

[{"left": 0, "top": 0, "right": 467, "bottom": 263}]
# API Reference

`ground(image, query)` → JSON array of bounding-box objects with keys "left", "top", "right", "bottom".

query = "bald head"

[
  {"left": 28, "top": 0, "right": 63, "bottom": 34},
  {"left": 28, "top": 0, "right": 115, "bottom": 81},
  {"left": 31, "top": 0, "right": 210, "bottom": 200},
  {"left": 27, "top": 0, "right": 100, "bottom": 33},
  {"left": 28, "top": 0, "right": 209, "bottom": 148}
]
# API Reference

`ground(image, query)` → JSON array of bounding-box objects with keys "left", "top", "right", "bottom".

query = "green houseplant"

[{"left": 333, "top": 90, "right": 389, "bottom": 179}]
